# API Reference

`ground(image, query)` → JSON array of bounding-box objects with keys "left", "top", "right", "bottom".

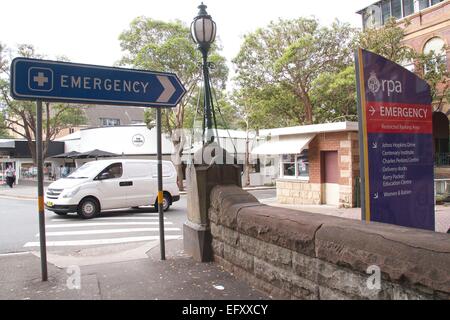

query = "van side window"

[{"left": 100, "top": 163, "right": 123, "bottom": 179}]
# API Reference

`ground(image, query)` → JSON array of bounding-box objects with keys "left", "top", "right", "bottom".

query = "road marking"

[
  {"left": 40, "top": 227, "right": 181, "bottom": 236},
  {"left": 0, "top": 251, "right": 32, "bottom": 257},
  {"left": 24, "top": 235, "right": 182, "bottom": 247},
  {"left": 46, "top": 221, "right": 173, "bottom": 228},
  {"left": 50, "top": 216, "right": 164, "bottom": 222}
]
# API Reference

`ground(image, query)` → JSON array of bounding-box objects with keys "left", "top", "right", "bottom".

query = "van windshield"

[{"left": 67, "top": 162, "right": 102, "bottom": 179}]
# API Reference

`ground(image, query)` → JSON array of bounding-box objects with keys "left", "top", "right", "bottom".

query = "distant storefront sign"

[
  {"left": 132, "top": 134, "right": 145, "bottom": 147},
  {"left": 355, "top": 48, "right": 435, "bottom": 231}
]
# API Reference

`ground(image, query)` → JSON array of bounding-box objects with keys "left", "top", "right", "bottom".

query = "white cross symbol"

[{"left": 33, "top": 72, "right": 48, "bottom": 87}]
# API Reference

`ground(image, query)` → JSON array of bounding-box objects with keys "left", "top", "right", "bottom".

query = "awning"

[{"left": 251, "top": 134, "right": 316, "bottom": 155}]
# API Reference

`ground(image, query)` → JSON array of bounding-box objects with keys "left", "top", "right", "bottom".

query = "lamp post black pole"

[
  {"left": 201, "top": 48, "right": 213, "bottom": 143},
  {"left": 191, "top": 2, "right": 216, "bottom": 145}
]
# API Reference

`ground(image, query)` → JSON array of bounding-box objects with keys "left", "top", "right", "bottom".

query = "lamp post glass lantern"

[{"left": 191, "top": 2, "right": 217, "bottom": 144}]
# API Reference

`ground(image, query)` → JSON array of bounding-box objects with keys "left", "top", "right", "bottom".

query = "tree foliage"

[
  {"left": 119, "top": 17, "right": 229, "bottom": 134},
  {"left": 233, "top": 17, "right": 357, "bottom": 126},
  {"left": 0, "top": 43, "right": 86, "bottom": 163}
]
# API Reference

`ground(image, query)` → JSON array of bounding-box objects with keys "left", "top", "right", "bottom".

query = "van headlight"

[{"left": 61, "top": 187, "right": 80, "bottom": 198}]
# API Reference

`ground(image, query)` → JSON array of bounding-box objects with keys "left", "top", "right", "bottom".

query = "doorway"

[{"left": 321, "top": 151, "right": 339, "bottom": 205}]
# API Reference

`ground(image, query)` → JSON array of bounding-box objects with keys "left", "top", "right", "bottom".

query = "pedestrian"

[{"left": 5, "top": 165, "right": 16, "bottom": 188}]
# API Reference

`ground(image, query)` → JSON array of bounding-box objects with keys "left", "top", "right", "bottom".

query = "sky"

[{"left": 0, "top": 0, "right": 374, "bottom": 74}]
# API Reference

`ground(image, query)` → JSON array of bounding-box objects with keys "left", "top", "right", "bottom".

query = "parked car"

[{"left": 44, "top": 159, "right": 180, "bottom": 219}]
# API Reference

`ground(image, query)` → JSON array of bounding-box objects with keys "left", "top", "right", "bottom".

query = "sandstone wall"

[{"left": 210, "top": 185, "right": 450, "bottom": 300}]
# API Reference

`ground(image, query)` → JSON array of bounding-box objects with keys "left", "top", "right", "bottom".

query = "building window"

[
  {"left": 403, "top": 0, "right": 414, "bottom": 16},
  {"left": 430, "top": 0, "right": 443, "bottom": 5},
  {"left": 297, "top": 151, "right": 309, "bottom": 178},
  {"left": 69, "top": 128, "right": 75, "bottom": 134},
  {"left": 401, "top": 57, "right": 415, "bottom": 72},
  {"left": 418, "top": 0, "right": 430, "bottom": 10},
  {"left": 381, "top": 0, "right": 392, "bottom": 24},
  {"left": 391, "top": 0, "right": 402, "bottom": 18},
  {"left": 281, "top": 150, "right": 309, "bottom": 180},
  {"left": 282, "top": 155, "right": 296, "bottom": 177},
  {"left": 100, "top": 118, "right": 120, "bottom": 127},
  {"left": 423, "top": 37, "right": 447, "bottom": 74}
]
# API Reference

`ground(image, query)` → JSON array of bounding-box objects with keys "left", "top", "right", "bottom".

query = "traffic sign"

[
  {"left": 10, "top": 58, "right": 186, "bottom": 108},
  {"left": 355, "top": 48, "right": 435, "bottom": 231}
]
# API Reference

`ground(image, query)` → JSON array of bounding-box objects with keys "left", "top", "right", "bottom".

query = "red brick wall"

[{"left": 308, "top": 132, "right": 349, "bottom": 184}]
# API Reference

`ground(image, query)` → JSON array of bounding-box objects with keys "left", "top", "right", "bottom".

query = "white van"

[{"left": 44, "top": 159, "right": 180, "bottom": 219}]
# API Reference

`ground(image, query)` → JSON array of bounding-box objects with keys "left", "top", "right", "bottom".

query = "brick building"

[
  {"left": 358, "top": 0, "right": 449, "bottom": 113},
  {"left": 252, "top": 122, "right": 360, "bottom": 208}
]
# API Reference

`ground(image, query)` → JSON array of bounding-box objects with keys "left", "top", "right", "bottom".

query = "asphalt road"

[{"left": 0, "top": 189, "right": 275, "bottom": 254}]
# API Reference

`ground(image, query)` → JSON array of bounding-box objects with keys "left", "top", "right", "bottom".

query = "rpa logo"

[{"left": 367, "top": 71, "right": 402, "bottom": 97}]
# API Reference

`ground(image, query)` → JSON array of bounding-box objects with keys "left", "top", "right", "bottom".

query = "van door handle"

[{"left": 119, "top": 181, "right": 133, "bottom": 187}]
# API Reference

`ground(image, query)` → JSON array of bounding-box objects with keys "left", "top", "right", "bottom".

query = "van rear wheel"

[
  {"left": 77, "top": 198, "right": 99, "bottom": 219},
  {"left": 155, "top": 193, "right": 171, "bottom": 212}
]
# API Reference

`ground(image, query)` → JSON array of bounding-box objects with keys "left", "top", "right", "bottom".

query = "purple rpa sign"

[{"left": 356, "top": 48, "right": 435, "bottom": 231}]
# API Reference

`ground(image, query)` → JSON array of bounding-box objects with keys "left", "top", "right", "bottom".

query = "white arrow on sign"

[
  {"left": 374, "top": 193, "right": 379, "bottom": 200},
  {"left": 369, "top": 106, "right": 376, "bottom": 116},
  {"left": 372, "top": 142, "right": 378, "bottom": 149},
  {"left": 157, "top": 75, "right": 176, "bottom": 103}
]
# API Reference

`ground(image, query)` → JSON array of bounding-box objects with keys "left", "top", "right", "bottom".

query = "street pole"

[
  {"left": 156, "top": 108, "right": 166, "bottom": 260},
  {"left": 36, "top": 100, "right": 48, "bottom": 281},
  {"left": 202, "top": 49, "right": 212, "bottom": 144}
]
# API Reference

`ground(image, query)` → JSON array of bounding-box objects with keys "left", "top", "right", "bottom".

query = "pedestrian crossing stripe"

[
  {"left": 45, "top": 221, "right": 173, "bottom": 228},
  {"left": 39, "top": 227, "right": 181, "bottom": 236},
  {"left": 50, "top": 216, "right": 165, "bottom": 222},
  {"left": 24, "top": 235, "right": 182, "bottom": 247}
]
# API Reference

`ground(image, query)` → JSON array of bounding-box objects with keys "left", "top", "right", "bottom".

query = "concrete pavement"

[{"left": 0, "top": 239, "right": 268, "bottom": 300}]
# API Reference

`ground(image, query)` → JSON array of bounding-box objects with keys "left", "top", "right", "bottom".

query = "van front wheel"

[
  {"left": 78, "top": 198, "right": 99, "bottom": 219},
  {"left": 155, "top": 193, "right": 171, "bottom": 212}
]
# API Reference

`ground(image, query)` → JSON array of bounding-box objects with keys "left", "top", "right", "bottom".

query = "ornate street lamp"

[{"left": 191, "top": 2, "right": 217, "bottom": 144}]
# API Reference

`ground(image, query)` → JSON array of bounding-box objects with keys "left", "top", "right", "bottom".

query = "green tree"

[
  {"left": 0, "top": 112, "right": 10, "bottom": 138},
  {"left": 233, "top": 18, "right": 357, "bottom": 126},
  {"left": 358, "top": 18, "right": 415, "bottom": 64},
  {"left": 0, "top": 43, "right": 86, "bottom": 163},
  {"left": 118, "top": 17, "right": 229, "bottom": 190},
  {"left": 311, "top": 66, "right": 358, "bottom": 123}
]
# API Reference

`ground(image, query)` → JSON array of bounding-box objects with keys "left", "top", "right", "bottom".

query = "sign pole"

[
  {"left": 355, "top": 49, "right": 368, "bottom": 222},
  {"left": 156, "top": 108, "right": 166, "bottom": 260},
  {"left": 36, "top": 100, "right": 48, "bottom": 281}
]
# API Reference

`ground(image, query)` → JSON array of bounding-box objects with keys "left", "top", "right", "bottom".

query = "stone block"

[
  {"left": 210, "top": 222, "right": 221, "bottom": 239},
  {"left": 315, "top": 259, "right": 391, "bottom": 299},
  {"left": 212, "top": 239, "right": 224, "bottom": 257},
  {"left": 319, "top": 286, "right": 354, "bottom": 300},
  {"left": 341, "top": 155, "right": 351, "bottom": 163},
  {"left": 254, "top": 258, "right": 317, "bottom": 299},
  {"left": 340, "top": 170, "right": 351, "bottom": 178},
  {"left": 237, "top": 205, "right": 323, "bottom": 257},
  {"left": 239, "top": 233, "right": 292, "bottom": 269},
  {"left": 223, "top": 244, "right": 254, "bottom": 272},
  {"left": 315, "top": 220, "right": 450, "bottom": 296},
  {"left": 221, "top": 226, "right": 240, "bottom": 247}
]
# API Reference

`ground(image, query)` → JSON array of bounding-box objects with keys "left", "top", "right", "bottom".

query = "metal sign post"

[
  {"left": 10, "top": 58, "right": 186, "bottom": 279},
  {"left": 156, "top": 108, "right": 166, "bottom": 260},
  {"left": 36, "top": 100, "right": 48, "bottom": 281}
]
